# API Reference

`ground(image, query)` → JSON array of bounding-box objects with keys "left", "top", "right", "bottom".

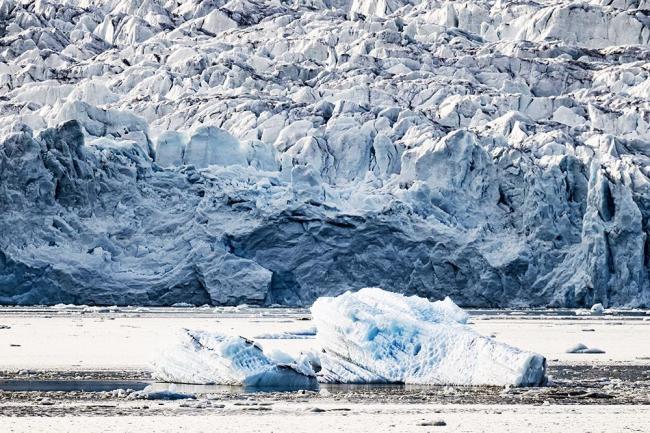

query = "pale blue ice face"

[{"left": 0, "top": 0, "right": 648, "bottom": 309}]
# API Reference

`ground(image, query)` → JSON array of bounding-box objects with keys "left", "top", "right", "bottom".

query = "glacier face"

[{"left": 0, "top": 0, "right": 649, "bottom": 307}]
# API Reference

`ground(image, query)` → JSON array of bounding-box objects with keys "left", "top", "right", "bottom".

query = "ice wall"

[{"left": 0, "top": 0, "right": 649, "bottom": 307}]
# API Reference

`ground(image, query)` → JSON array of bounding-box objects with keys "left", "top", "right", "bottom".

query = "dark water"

[
  {"left": 0, "top": 379, "right": 320, "bottom": 394},
  {"left": 0, "top": 379, "right": 150, "bottom": 392},
  {"left": 1, "top": 364, "right": 650, "bottom": 409},
  {"left": 0, "top": 379, "right": 458, "bottom": 394}
]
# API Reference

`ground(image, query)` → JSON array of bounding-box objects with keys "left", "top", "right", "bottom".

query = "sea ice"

[
  {"left": 151, "top": 329, "right": 317, "bottom": 388},
  {"left": 311, "top": 288, "right": 547, "bottom": 387}
]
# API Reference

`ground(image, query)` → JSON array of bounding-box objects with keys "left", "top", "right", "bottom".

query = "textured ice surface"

[
  {"left": 312, "top": 288, "right": 547, "bottom": 386},
  {"left": 151, "top": 329, "right": 317, "bottom": 387},
  {"left": 0, "top": 0, "right": 649, "bottom": 307}
]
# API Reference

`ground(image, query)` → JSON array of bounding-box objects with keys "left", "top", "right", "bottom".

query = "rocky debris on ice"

[
  {"left": 418, "top": 420, "right": 447, "bottom": 427},
  {"left": 566, "top": 343, "right": 606, "bottom": 354},
  {"left": 0, "top": 0, "right": 649, "bottom": 307},
  {"left": 151, "top": 329, "right": 317, "bottom": 388},
  {"left": 312, "top": 288, "right": 547, "bottom": 386}
]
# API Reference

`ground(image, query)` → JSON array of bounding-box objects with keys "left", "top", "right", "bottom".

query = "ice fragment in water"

[
  {"left": 311, "top": 288, "right": 547, "bottom": 387},
  {"left": 151, "top": 329, "right": 317, "bottom": 388}
]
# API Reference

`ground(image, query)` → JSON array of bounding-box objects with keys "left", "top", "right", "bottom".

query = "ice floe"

[{"left": 566, "top": 343, "right": 606, "bottom": 354}]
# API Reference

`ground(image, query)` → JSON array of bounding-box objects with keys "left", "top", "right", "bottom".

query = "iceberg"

[
  {"left": 151, "top": 329, "right": 317, "bottom": 388},
  {"left": 311, "top": 288, "right": 547, "bottom": 387},
  {"left": 153, "top": 290, "right": 546, "bottom": 388}
]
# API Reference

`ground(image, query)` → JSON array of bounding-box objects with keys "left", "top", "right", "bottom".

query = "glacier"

[
  {"left": 312, "top": 288, "right": 547, "bottom": 386},
  {"left": 0, "top": 0, "right": 649, "bottom": 307}
]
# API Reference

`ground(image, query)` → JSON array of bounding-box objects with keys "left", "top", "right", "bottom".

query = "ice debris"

[{"left": 311, "top": 288, "right": 547, "bottom": 387}]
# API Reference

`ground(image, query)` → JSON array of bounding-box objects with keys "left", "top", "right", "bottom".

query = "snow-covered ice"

[
  {"left": 312, "top": 288, "right": 547, "bottom": 386},
  {"left": 151, "top": 329, "right": 317, "bottom": 387}
]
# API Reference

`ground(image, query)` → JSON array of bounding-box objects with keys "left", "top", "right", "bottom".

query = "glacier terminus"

[{"left": 0, "top": 0, "right": 649, "bottom": 308}]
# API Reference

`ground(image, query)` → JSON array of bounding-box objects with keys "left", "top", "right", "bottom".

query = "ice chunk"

[
  {"left": 155, "top": 131, "right": 187, "bottom": 167},
  {"left": 590, "top": 303, "right": 605, "bottom": 315},
  {"left": 565, "top": 343, "right": 606, "bottom": 354},
  {"left": 552, "top": 106, "right": 586, "bottom": 128},
  {"left": 151, "top": 329, "right": 317, "bottom": 388},
  {"left": 311, "top": 288, "right": 546, "bottom": 387},
  {"left": 130, "top": 384, "right": 196, "bottom": 400},
  {"left": 200, "top": 10, "right": 237, "bottom": 34},
  {"left": 254, "top": 326, "right": 317, "bottom": 340}
]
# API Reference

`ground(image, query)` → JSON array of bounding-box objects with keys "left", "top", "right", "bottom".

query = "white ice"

[
  {"left": 565, "top": 343, "right": 606, "bottom": 354},
  {"left": 151, "top": 329, "right": 316, "bottom": 388},
  {"left": 590, "top": 304, "right": 605, "bottom": 315},
  {"left": 312, "top": 288, "right": 547, "bottom": 386}
]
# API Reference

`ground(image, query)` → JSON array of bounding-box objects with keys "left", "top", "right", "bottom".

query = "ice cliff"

[{"left": 0, "top": 0, "right": 649, "bottom": 307}]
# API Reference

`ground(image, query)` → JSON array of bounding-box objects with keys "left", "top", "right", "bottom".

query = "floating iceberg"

[
  {"left": 151, "top": 329, "right": 317, "bottom": 388},
  {"left": 311, "top": 288, "right": 547, "bottom": 387},
  {"left": 153, "top": 290, "right": 546, "bottom": 387}
]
